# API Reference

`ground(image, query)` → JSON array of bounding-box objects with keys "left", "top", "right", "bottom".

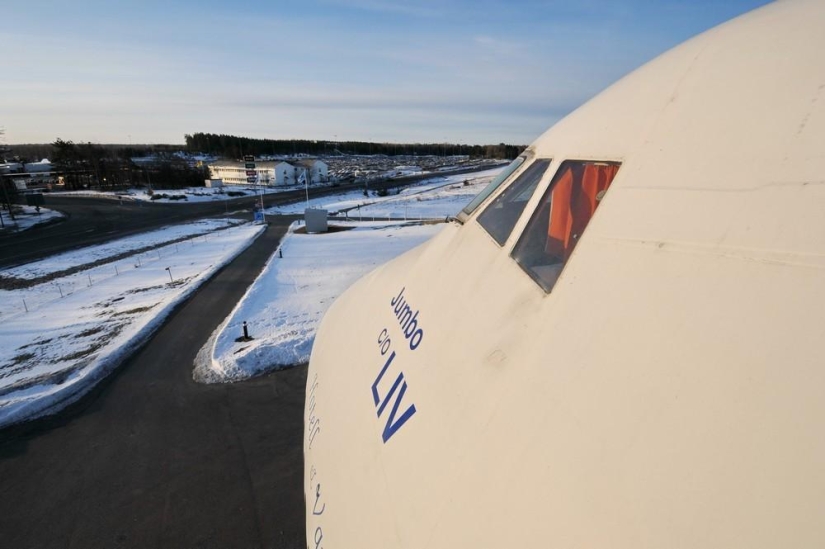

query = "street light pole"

[
  {"left": 305, "top": 169, "right": 309, "bottom": 211},
  {"left": 1, "top": 176, "right": 16, "bottom": 223},
  {"left": 259, "top": 175, "right": 266, "bottom": 223}
]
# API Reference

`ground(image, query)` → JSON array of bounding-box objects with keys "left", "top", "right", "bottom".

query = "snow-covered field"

[
  {"left": 1, "top": 219, "right": 243, "bottom": 283},
  {"left": 196, "top": 165, "right": 504, "bottom": 383},
  {"left": 0, "top": 220, "right": 265, "bottom": 428},
  {"left": 51, "top": 185, "right": 286, "bottom": 204},
  {"left": 195, "top": 221, "right": 443, "bottom": 383},
  {"left": 266, "top": 167, "right": 501, "bottom": 219},
  {"left": 0, "top": 206, "right": 64, "bottom": 232}
]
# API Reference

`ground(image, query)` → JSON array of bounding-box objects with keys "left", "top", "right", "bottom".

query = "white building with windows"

[
  {"left": 273, "top": 161, "right": 296, "bottom": 186},
  {"left": 294, "top": 159, "right": 328, "bottom": 184},
  {"left": 208, "top": 160, "right": 295, "bottom": 186},
  {"left": 208, "top": 159, "right": 327, "bottom": 187}
]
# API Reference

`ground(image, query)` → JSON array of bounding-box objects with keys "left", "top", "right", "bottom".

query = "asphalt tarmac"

[
  {"left": 0, "top": 195, "right": 278, "bottom": 269},
  {"left": 0, "top": 219, "right": 308, "bottom": 548},
  {"left": 0, "top": 163, "right": 502, "bottom": 269}
]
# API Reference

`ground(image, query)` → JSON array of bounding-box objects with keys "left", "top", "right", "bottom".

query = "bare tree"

[
  {"left": 0, "top": 127, "right": 17, "bottom": 224},
  {"left": 0, "top": 127, "right": 9, "bottom": 156}
]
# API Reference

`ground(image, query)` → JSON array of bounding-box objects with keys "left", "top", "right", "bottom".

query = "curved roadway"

[
  {"left": 0, "top": 164, "right": 501, "bottom": 547},
  {"left": 0, "top": 193, "right": 287, "bottom": 268},
  {"left": 0, "top": 220, "right": 307, "bottom": 548},
  {"left": 0, "top": 164, "right": 501, "bottom": 268}
]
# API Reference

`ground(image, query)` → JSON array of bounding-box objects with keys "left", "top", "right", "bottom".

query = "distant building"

[
  {"left": 293, "top": 159, "right": 329, "bottom": 184},
  {"left": 208, "top": 159, "right": 327, "bottom": 186},
  {"left": 273, "top": 161, "right": 296, "bottom": 186},
  {"left": 208, "top": 161, "right": 283, "bottom": 186},
  {"left": 23, "top": 159, "right": 53, "bottom": 173},
  {"left": 1, "top": 159, "right": 56, "bottom": 188},
  {"left": 0, "top": 162, "right": 23, "bottom": 174}
]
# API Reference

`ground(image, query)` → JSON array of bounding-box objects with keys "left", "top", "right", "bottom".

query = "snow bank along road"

[
  {"left": 0, "top": 220, "right": 265, "bottom": 428},
  {"left": 0, "top": 219, "right": 307, "bottom": 548}
]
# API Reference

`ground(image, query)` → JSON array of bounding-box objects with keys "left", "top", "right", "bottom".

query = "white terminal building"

[{"left": 208, "top": 159, "right": 328, "bottom": 187}]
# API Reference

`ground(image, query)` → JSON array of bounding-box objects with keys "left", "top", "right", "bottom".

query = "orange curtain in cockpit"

[
  {"left": 545, "top": 163, "right": 619, "bottom": 261},
  {"left": 545, "top": 165, "right": 576, "bottom": 259}
]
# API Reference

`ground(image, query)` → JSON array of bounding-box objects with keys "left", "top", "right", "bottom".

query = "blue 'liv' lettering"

[
  {"left": 379, "top": 378, "right": 416, "bottom": 443},
  {"left": 372, "top": 351, "right": 396, "bottom": 406},
  {"left": 371, "top": 349, "right": 417, "bottom": 443}
]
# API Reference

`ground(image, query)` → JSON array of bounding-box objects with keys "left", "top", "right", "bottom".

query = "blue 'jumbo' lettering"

[{"left": 390, "top": 287, "right": 424, "bottom": 351}]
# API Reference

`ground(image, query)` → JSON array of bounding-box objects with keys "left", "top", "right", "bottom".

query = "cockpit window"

[
  {"left": 476, "top": 159, "right": 551, "bottom": 246},
  {"left": 457, "top": 156, "right": 526, "bottom": 221},
  {"left": 512, "top": 161, "right": 620, "bottom": 292}
]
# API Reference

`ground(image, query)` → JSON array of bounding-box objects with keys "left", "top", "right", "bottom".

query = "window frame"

[
  {"left": 510, "top": 159, "right": 622, "bottom": 293},
  {"left": 474, "top": 157, "right": 554, "bottom": 247},
  {"left": 455, "top": 151, "right": 534, "bottom": 224}
]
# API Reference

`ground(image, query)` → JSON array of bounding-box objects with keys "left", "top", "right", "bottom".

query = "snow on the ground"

[
  {"left": 121, "top": 186, "right": 284, "bottom": 203},
  {"left": 0, "top": 162, "right": 502, "bottom": 410},
  {"left": 196, "top": 165, "right": 504, "bottom": 383},
  {"left": 51, "top": 185, "right": 297, "bottom": 203},
  {"left": 0, "top": 206, "right": 64, "bottom": 232},
  {"left": 1, "top": 219, "right": 243, "bottom": 281},
  {"left": 266, "top": 166, "right": 503, "bottom": 219},
  {"left": 0, "top": 221, "right": 265, "bottom": 429},
  {"left": 195, "top": 221, "right": 443, "bottom": 383}
]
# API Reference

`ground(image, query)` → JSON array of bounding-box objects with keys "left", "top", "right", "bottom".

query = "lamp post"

[
  {"left": 244, "top": 155, "right": 265, "bottom": 223},
  {"left": 165, "top": 267, "right": 173, "bottom": 282},
  {"left": 259, "top": 177, "right": 266, "bottom": 223},
  {"left": 305, "top": 169, "right": 309, "bottom": 211}
]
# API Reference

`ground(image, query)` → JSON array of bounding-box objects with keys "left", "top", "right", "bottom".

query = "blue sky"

[{"left": 2, "top": 0, "right": 771, "bottom": 146}]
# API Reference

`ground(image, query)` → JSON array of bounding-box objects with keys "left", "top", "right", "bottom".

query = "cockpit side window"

[
  {"left": 457, "top": 156, "right": 526, "bottom": 221},
  {"left": 512, "top": 161, "right": 620, "bottom": 292},
  {"left": 476, "top": 159, "right": 552, "bottom": 246}
]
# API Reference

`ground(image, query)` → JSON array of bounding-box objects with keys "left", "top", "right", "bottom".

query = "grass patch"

[
  {"left": 125, "top": 285, "right": 164, "bottom": 294},
  {"left": 150, "top": 193, "right": 187, "bottom": 201},
  {"left": 112, "top": 305, "right": 156, "bottom": 317},
  {"left": 61, "top": 341, "right": 105, "bottom": 362},
  {"left": 17, "top": 337, "right": 53, "bottom": 349},
  {"left": 166, "top": 277, "right": 193, "bottom": 288},
  {"left": 76, "top": 326, "right": 105, "bottom": 338},
  {"left": 9, "top": 352, "right": 35, "bottom": 366}
]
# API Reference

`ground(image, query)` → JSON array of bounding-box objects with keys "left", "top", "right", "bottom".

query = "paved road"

[
  {"left": 0, "top": 163, "right": 505, "bottom": 546},
  {"left": 0, "top": 185, "right": 355, "bottom": 268},
  {"left": 0, "top": 195, "right": 276, "bottom": 269},
  {"left": 0, "top": 220, "right": 307, "bottom": 549},
  {"left": 0, "top": 164, "right": 502, "bottom": 269}
]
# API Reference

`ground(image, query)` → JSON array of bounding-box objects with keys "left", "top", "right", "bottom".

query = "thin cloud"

[{"left": 318, "top": 0, "right": 444, "bottom": 18}]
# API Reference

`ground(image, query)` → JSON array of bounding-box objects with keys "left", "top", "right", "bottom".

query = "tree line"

[
  {"left": 4, "top": 140, "right": 209, "bottom": 191},
  {"left": 2, "top": 133, "right": 524, "bottom": 194},
  {"left": 184, "top": 132, "right": 524, "bottom": 160}
]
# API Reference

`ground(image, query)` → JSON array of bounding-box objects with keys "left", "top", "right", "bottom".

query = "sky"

[{"left": 2, "top": 0, "right": 771, "bottom": 146}]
